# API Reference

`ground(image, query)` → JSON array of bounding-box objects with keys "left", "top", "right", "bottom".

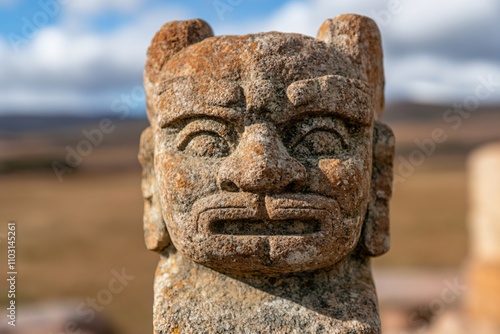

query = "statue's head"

[{"left": 139, "top": 15, "right": 394, "bottom": 275}]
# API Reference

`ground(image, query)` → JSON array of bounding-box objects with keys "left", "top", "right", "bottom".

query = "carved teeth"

[{"left": 209, "top": 219, "right": 322, "bottom": 236}]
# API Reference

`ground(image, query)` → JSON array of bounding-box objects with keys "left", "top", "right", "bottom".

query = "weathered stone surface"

[
  {"left": 153, "top": 248, "right": 379, "bottom": 333},
  {"left": 140, "top": 14, "right": 394, "bottom": 333}
]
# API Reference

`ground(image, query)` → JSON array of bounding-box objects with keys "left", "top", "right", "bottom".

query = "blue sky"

[
  {"left": 0, "top": 0, "right": 292, "bottom": 35},
  {"left": 0, "top": 0, "right": 499, "bottom": 116}
]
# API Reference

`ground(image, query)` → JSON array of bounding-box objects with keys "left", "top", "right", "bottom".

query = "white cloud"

[
  {"left": 0, "top": 88, "right": 99, "bottom": 113},
  {"left": 386, "top": 55, "right": 500, "bottom": 103},
  {"left": 0, "top": 3, "right": 192, "bottom": 114},
  {"left": 388, "top": 0, "right": 497, "bottom": 41}
]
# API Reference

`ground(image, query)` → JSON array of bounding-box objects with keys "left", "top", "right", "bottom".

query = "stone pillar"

[
  {"left": 466, "top": 142, "right": 500, "bottom": 330},
  {"left": 140, "top": 14, "right": 395, "bottom": 334}
]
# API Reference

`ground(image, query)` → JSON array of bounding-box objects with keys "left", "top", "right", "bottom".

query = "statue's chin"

[
  {"left": 171, "top": 232, "right": 357, "bottom": 276},
  {"left": 192, "top": 251, "right": 352, "bottom": 277}
]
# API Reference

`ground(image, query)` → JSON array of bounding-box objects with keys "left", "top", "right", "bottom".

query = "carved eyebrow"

[
  {"left": 283, "top": 75, "right": 373, "bottom": 126},
  {"left": 158, "top": 107, "right": 241, "bottom": 129},
  {"left": 155, "top": 76, "right": 244, "bottom": 127}
]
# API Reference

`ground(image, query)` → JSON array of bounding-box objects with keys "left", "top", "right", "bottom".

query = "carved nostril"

[
  {"left": 220, "top": 180, "right": 240, "bottom": 192},
  {"left": 283, "top": 180, "right": 304, "bottom": 193}
]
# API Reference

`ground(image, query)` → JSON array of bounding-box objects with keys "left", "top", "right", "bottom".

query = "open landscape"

[{"left": 1, "top": 103, "right": 499, "bottom": 333}]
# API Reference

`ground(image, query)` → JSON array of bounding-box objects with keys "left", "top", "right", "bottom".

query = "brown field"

[{"left": 0, "top": 106, "right": 498, "bottom": 332}]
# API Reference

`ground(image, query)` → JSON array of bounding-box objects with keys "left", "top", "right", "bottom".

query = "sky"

[{"left": 0, "top": 0, "right": 499, "bottom": 116}]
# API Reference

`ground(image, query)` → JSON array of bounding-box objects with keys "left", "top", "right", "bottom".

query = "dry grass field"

[
  {"left": 1, "top": 105, "right": 498, "bottom": 332},
  {"left": 0, "top": 168, "right": 155, "bottom": 333}
]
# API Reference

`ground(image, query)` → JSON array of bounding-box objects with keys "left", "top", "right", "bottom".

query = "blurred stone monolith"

[
  {"left": 140, "top": 14, "right": 395, "bottom": 333},
  {"left": 466, "top": 142, "right": 500, "bottom": 332}
]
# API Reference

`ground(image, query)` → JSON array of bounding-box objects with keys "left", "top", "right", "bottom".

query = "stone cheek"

[{"left": 311, "top": 136, "right": 373, "bottom": 217}]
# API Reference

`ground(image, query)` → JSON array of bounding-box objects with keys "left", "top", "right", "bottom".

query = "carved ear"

[
  {"left": 317, "top": 14, "right": 384, "bottom": 118},
  {"left": 360, "top": 121, "right": 395, "bottom": 256},
  {"left": 138, "top": 127, "right": 170, "bottom": 252},
  {"left": 144, "top": 19, "right": 214, "bottom": 123}
]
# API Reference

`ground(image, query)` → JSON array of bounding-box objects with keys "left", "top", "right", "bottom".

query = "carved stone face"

[{"left": 141, "top": 18, "right": 394, "bottom": 275}]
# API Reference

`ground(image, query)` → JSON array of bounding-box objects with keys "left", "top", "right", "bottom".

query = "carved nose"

[{"left": 217, "top": 123, "right": 307, "bottom": 194}]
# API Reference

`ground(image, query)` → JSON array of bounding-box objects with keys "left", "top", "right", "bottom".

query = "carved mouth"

[
  {"left": 193, "top": 193, "right": 338, "bottom": 237},
  {"left": 209, "top": 219, "right": 321, "bottom": 236}
]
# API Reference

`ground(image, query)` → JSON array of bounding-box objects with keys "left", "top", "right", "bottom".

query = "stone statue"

[{"left": 139, "top": 14, "right": 395, "bottom": 334}]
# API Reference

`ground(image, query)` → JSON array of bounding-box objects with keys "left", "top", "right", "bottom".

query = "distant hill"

[
  {"left": 0, "top": 114, "right": 149, "bottom": 173},
  {"left": 0, "top": 114, "right": 147, "bottom": 134},
  {"left": 383, "top": 102, "right": 500, "bottom": 123}
]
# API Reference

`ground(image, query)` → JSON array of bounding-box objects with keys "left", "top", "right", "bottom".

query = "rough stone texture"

[
  {"left": 466, "top": 142, "right": 500, "bottom": 330},
  {"left": 139, "top": 15, "right": 395, "bottom": 333}
]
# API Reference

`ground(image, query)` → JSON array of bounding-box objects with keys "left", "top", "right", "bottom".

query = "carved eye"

[
  {"left": 181, "top": 132, "right": 231, "bottom": 157},
  {"left": 176, "top": 119, "right": 235, "bottom": 158},
  {"left": 293, "top": 129, "right": 343, "bottom": 157},
  {"left": 285, "top": 117, "right": 348, "bottom": 158}
]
